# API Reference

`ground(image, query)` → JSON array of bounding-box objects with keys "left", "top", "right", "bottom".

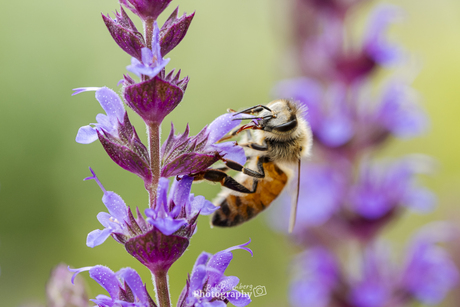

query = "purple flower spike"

[
  {"left": 127, "top": 21, "right": 170, "bottom": 78},
  {"left": 160, "top": 113, "right": 246, "bottom": 178},
  {"left": 102, "top": 7, "right": 146, "bottom": 61},
  {"left": 120, "top": 0, "right": 172, "bottom": 22},
  {"left": 123, "top": 72, "right": 186, "bottom": 125},
  {"left": 160, "top": 8, "right": 195, "bottom": 56},
  {"left": 178, "top": 242, "right": 253, "bottom": 307},
  {"left": 70, "top": 265, "right": 157, "bottom": 307}
]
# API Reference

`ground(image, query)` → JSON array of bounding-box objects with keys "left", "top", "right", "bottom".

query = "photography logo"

[{"left": 253, "top": 285, "right": 267, "bottom": 297}]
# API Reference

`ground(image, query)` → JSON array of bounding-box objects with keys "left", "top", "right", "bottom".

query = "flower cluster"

[
  {"left": 68, "top": 0, "right": 253, "bottom": 307},
  {"left": 272, "top": 0, "right": 458, "bottom": 306}
]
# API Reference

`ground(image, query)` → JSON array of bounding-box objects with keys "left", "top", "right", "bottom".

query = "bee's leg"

[
  {"left": 223, "top": 156, "right": 267, "bottom": 179},
  {"left": 193, "top": 169, "right": 258, "bottom": 194},
  {"left": 238, "top": 140, "right": 268, "bottom": 152}
]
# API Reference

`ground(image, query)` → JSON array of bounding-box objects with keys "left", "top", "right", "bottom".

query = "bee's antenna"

[
  {"left": 233, "top": 105, "right": 274, "bottom": 116},
  {"left": 232, "top": 115, "right": 274, "bottom": 121}
]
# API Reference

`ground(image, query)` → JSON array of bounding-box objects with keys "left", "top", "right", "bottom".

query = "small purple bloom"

[
  {"left": 127, "top": 21, "right": 170, "bottom": 78},
  {"left": 374, "top": 82, "right": 427, "bottom": 138},
  {"left": 290, "top": 247, "right": 339, "bottom": 307},
  {"left": 74, "top": 87, "right": 151, "bottom": 183},
  {"left": 364, "top": 4, "right": 402, "bottom": 66},
  {"left": 144, "top": 176, "right": 217, "bottom": 236},
  {"left": 74, "top": 87, "right": 125, "bottom": 144},
  {"left": 178, "top": 240, "right": 253, "bottom": 307},
  {"left": 83, "top": 169, "right": 213, "bottom": 275},
  {"left": 160, "top": 113, "right": 246, "bottom": 178},
  {"left": 402, "top": 224, "right": 459, "bottom": 305},
  {"left": 102, "top": 6, "right": 146, "bottom": 61},
  {"left": 69, "top": 265, "right": 156, "bottom": 307},
  {"left": 349, "top": 159, "right": 436, "bottom": 219},
  {"left": 84, "top": 168, "right": 132, "bottom": 248},
  {"left": 120, "top": 0, "right": 172, "bottom": 22}
]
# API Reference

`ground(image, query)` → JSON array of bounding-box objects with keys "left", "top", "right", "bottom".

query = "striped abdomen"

[{"left": 211, "top": 161, "right": 288, "bottom": 227}]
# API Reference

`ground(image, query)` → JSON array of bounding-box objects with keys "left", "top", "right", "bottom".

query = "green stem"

[
  {"left": 147, "top": 123, "right": 161, "bottom": 208},
  {"left": 153, "top": 270, "right": 171, "bottom": 307}
]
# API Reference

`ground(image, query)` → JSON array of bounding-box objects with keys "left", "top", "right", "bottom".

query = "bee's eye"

[{"left": 272, "top": 118, "right": 297, "bottom": 132}]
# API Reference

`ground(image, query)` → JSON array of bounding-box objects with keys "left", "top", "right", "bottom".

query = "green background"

[{"left": 1, "top": 0, "right": 460, "bottom": 306}]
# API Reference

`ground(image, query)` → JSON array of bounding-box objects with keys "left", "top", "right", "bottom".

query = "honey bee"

[{"left": 194, "top": 99, "right": 312, "bottom": 232}]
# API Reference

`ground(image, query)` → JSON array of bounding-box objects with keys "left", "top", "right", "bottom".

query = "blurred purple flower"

[
  {"left": 127, "top": 21, "right": 170, "bottom": 78},
  {"left": 290, "top": 247, "right": 339, "bottom": 307},
  {"left": 74, "top": 87, "right": 151, "bottom": 183},
  {"left": 290, "top": 229, "right": 458, "bottom": 307},
  {"left": 70, "top": 265, "right": 156, "bottom": 307},
  {"left": 47, "top": 264, "right": 89, "bottom": 307},
  {"left": 402, "top": 224, "right": 459, "bottom": 305},
  {"left": 270, "top": 158, "right": 434, "bottom": 241},
  {"left": 178, "top": 241, "right": 253, "bottom": 307},
  {"left": 102, "top": 6, "right": 145, "bottom": 61},
  {"left": 161, "top": 113, "right": 246, "bottom": 178},
  {"left": 349, "top": 159, "right": 435, "bottom": 219},
  {"left": 274, "top": 78, "right": 427, "bottom": 151},
  {"left": 373, "top": 82, "right": 427, "bottom": 138},
  {"left": 120, "top": 0, "right": 172, "bottom": 22}
]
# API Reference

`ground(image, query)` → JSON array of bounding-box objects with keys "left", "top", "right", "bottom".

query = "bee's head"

[{"left": 259, "top": 100, "right": 299, "bottom": 135}]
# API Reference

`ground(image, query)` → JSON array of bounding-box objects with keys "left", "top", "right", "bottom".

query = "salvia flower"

[
  {"left": 144, "top": 176, "right": 217, "bottom": 236},
  {"left": 177, "top": 241, "right": 253, "bottom": 307},
  {"left": 127, "top": 21, "right": 170, "bottom": 78},
  {"left": 74, "top": 87, "right": 151, "bottom": 183},
  {"left": 160, "top": 113, "right": 246, "bottom": 178},
  {"left": 84, "top": 169, "right": 215, "bottom": 275},
  {"left": 70, "top": 265, "right": 156, "bottom": 307},
  {"left": 120, "top": 0, "right": 172, "bottom": 22}
]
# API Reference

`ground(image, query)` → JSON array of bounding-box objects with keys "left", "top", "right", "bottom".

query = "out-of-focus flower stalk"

[{"left": 272, "top": 1, "right": 458, "bottom": 306}]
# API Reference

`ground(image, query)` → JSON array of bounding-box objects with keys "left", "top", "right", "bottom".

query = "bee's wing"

[{"left": 289, "top": 159, "right": 301, "bottom": 233}]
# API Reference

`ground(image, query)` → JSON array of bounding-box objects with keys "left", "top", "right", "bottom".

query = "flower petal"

[
  {"left": 88, "top": 266, "right": 121, "bottom": 299},
  {"left": 211, "top": 142, "right": 246, "bottom": 166},
  {"left": 207, "top": 113, "right": 241, "bottom": 145},
  {"left": 76, "top": 125, "right": 98, "bottom": 144},
  {"left": 190, "top": 264, "right": 207, "bottom": 292},
  {"left": 86, "top": 228, "right": 114, "bottom": 248},
  {"left": 148, "top": 216, "right": 187, "bottom": 236},
  {"left": 95, "top": 87, "right": 125, "bottom": 122},
  {"left": 226, "top": 290, "right": 251, "bottom": 307},
  {"left": 117, "top": 268, "right": 148, "bottom": 303},
  {"left": 102, "top": 191, "right": 129, "bottom": 223}
]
